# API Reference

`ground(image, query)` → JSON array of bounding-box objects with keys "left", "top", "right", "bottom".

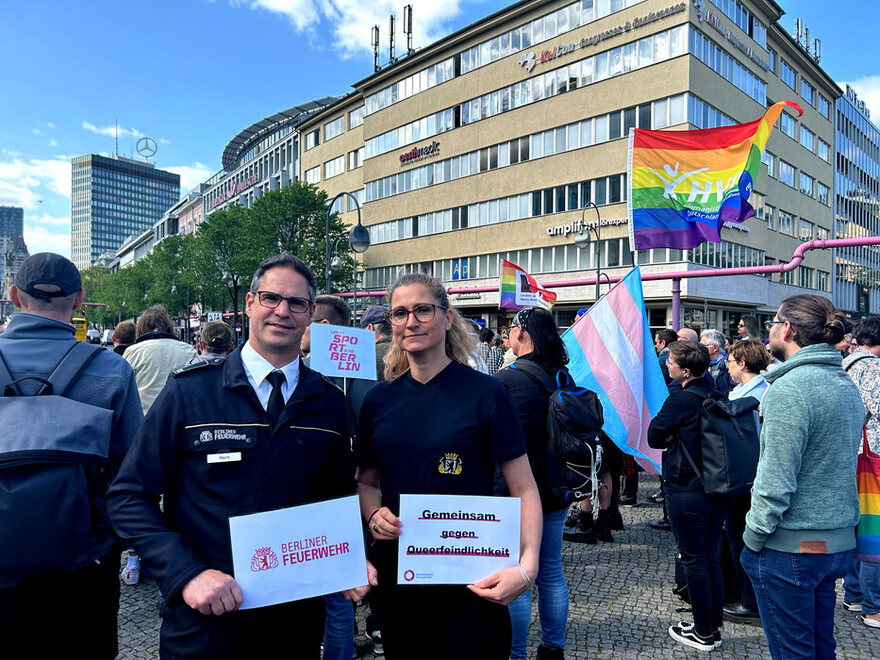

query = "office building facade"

[
  {"left": 300, "top": 0, "right": 839, "bottom": 335},
  {"left": 834, "top": 84, "right": 880, "bottom": 317},
  {"left": 0, "top": 205, "right": 24, "bottom": 237},
  {"left": 70, "top": 154, "right": 180, "bottom": 269}
]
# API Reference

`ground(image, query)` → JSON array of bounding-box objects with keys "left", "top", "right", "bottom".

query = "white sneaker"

[
  {"left": 122, "top": 558, "right": 140, "bottom": 585},
  {"left": 844, "top": 601, "right": 863, "bottom": 612}
]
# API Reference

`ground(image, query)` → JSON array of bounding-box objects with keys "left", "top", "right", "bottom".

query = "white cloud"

[
  {"left": 49, "top": 139, "right": 58, "bottom": 147},
  {"left": 32, "top": 128, "right": 42, "bottom": 136},
  {"left": 160, "top": 138, "right": 171, "bottom": 145},
  {"left": 24, "top": 222, "right": 71, "bottom": 259},
  {"left": 166, "top": 161, "right": 215, "bottom": 194},
  {"left": 0, "top": 155, "right": 71, "bottom": 209},
  {"left": 839, "top": 76, "right": 880, "bottom": 127},
  {"left": 235, "top": 0, "right": 466, "bottom": 58},
  {"left": 82, "top": 121, "right": 144, "bottom": 138}
]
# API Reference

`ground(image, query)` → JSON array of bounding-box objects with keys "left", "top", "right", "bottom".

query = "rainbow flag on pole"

[
  {"left": 628, "top": 100, "right": 802, "bottom": 250},
  {"left": 499, "top": 260, "right": 556, "bottom": 310}
]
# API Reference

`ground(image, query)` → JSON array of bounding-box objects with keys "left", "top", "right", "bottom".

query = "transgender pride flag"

[{"left": 561, "top": 267, "right": 667, "bottom": 473}]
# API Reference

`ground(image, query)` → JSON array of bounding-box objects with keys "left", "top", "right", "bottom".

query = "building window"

[
  {"left": 767, "top": 47, "right": 777, "bottom": 73},
  {"left": 799, "top": 266, "right": 814, "bottom": 288},
  {"left": 800, "top": 125, "right": 815, "bottom": 152},
  {"left": 818, "top": 138, "right": 830, "bottom": 163},
  {"left": 799, "top": 172, "right": 814, "bottom": 197},
  {"left": 305, "top": 166, "right": 320, "bottom": 184},
  {"left": 781, "top": 60, "right": 796, "bottom": 89},
  {"left": 800, "top": 79, "right": 815, "bottom": 106},
  {"left": 779, "top": 210, "right": 795, "bottom": 236},
  {"left": 348, "top": 147, "right": 364, "bottom": 171},
  {"left": 348, "top": 106, "right": 365, "bottom": 129},
  {"left": 799, "top": 219, "right": 814, "bottom": 241},
  {"left": 324, "top": 155, "right": 345, "bottom": 180},
  {"left": 817, "top": 271, "right": 829, "bottom": 291},
  {"left": 819, "top": 95, "right": 831, "bottom": 119},
  {"left": 305, "top": 129, "right": 319, "bottom": 151},
  {"left": 762, "top": 150, "right": 776, "bottom": 178},
  {"left": 779, "top": 160, "right": 796, "bottom": 187},
  {"left": 764, "top": 203, "right": 776, "bottom": 231},
  {"left": 324, "top": 117, "right": 344, "bottom": 141},
  {"left": 817, "top": 182, "right": 830, "bottom": 206},
  {"left": 780, "top": 112, "right": 797, "bottom": 139}
]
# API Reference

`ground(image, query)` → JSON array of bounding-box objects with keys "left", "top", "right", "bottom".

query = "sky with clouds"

[{"left": 0, "top": 0, "right": 877, "bottom": 260}]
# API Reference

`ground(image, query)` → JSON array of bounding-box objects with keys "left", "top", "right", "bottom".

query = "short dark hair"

[
  {"left": 667, "top": 340, "right": 710, "bottom": 377},
  {"left": 479, "top": 327, "right": 494, "bottom": 344},
  {"left": 250, "top": 252, "right": 316, "bottom": 302},
  {"left": 854, "top": 316, "right": 880, "bottom": 348},
  {"left": 114, "top": 320, "right": 136, "bottom": 345},
  {"left": 777, "top": 294, "right": 846, "bottom": 347},
  {"left": 136, "top": 304, "right": 174, "bottom": 338},
  {"left": 729, "top": 338, "right": 770, "bottom": 373},
  {"left": 655, "top": 329, "right": 677, "bottom": 346},
  {"left": 314, "top": 294, "right": 352, "bottom": 327}
]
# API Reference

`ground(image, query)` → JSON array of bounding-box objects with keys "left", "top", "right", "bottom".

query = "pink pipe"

[{"left": 340, "top": 236, "right": 880, "bottom": 298}]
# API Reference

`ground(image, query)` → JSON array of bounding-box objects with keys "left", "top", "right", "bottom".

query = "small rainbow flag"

[
  {"left": 628, "top": 100, "right": 802, "bottom": 250},
  {"left": 499, "top": 260, "right": 556, "bottom": 310}
]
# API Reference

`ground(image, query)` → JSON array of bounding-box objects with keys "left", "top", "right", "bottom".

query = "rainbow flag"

[
  {"left": 855, "top": 443, "right": 880, "bottom": 563},
  {"left": 628, "top": 100, "right": 802, "bottom": 250},
  {"left": 499, "top": 260, "right": 556, "bottom": 310}
]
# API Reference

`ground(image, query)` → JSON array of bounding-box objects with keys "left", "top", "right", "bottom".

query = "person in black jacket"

[
  {"left": 108, "top": 253, "right": 373, "bottom": 660},
  {"left": 495, "top": 307, "right": 570, "bottom": 660},
  {"left": 648, "top": 340, "right": 733, "bottom": 652}
]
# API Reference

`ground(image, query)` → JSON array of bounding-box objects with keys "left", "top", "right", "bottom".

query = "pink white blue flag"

[{"left": 561, "top": 266, "right": 667, "bottom": 473}]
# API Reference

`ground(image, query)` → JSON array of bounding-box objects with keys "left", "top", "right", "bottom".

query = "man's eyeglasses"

[
  {"left": 386, "top": 303, "right": 446, "bottom": 326},
  {"left": 764, "top": 319, "right": 785, "bottom": 331},
  {"left": 254, "top": 291, "right": 313, "bottom": 314}
]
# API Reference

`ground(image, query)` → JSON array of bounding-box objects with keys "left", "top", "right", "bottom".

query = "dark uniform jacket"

[{"left": 107, "top": 347, "right": 356, "bottom": 606}]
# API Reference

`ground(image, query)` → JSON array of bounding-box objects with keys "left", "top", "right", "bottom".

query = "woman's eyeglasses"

[{"left": 386, "top": 304, "right": 446, "bottom": 326}]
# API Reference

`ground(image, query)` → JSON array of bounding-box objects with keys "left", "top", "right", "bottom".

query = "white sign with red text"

[
  {"left": 229, "top": 495, "right": 367, "bottom": 609},
  {"left": 397, "top": 494, "right": 520, "bottom": 585},
  {"left": 308, "top": 323, "right": 377, "bottom": 381}
]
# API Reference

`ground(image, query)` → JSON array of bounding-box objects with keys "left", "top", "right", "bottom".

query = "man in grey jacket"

[{"left": 742, "top": 294, "right": 864, "bottom": 659}]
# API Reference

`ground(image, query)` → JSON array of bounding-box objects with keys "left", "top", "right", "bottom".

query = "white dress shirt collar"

[{"left": 240, "top": 341, "right": 301, "bottom": 410}]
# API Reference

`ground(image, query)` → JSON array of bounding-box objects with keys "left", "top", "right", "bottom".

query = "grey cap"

[
  {"left": 14, "top": 252, "right": 82, "bottom": 300},
  {"left": 360, "top": 305, "right": 390, "bottom": 329}
]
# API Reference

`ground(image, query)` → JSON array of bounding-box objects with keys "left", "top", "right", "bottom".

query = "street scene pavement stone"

[{"left": 117, "top": 476, "right": 880, "bottom": 658}]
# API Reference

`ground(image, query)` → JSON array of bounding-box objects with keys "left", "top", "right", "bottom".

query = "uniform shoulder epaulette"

[
  {"left": 171, "top": 358, "right": 226, "bottom": 378},
  {"left": 319, "top": 373, "right": 345, "bottom": 395}
]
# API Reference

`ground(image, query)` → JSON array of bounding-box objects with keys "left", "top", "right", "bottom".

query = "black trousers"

[
  {"left": 161, "top": 595, "right": 325, "bottom": 659},
  {"left": 0, "top": 548, "right": 120, "bottom": 660},
  {"left": 667, "top": 489, "right": 733, "bottom": 637}
]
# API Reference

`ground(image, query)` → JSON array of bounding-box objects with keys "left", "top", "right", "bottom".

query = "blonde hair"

[{"left": 383, "top": 273, "right": 477, "bottom": 382}]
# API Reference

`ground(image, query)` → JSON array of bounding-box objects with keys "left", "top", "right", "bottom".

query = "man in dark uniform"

[{"left": 108, "top": 253, "right": 373, "bottom": 659}]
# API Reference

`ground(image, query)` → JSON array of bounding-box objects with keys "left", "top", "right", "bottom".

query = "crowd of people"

[{"left": 0, "top": 251, "right": 877, "bottom": 660}]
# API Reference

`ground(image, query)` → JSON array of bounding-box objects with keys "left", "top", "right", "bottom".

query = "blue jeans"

[
  {"left": 741, "top": 547, "right": 853, "bottom": 660},
  {"left": 509, "top": 508, "right": 568, "bottom": 659},
  {"left": 322, "top": 592, "right": 354, "bottom": 660},
  {"left": 844, "top": 558, "right": 880, "bottom": 615}
]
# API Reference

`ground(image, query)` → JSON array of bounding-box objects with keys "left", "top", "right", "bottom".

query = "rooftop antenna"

[
  {"left": 389, "top": 14, "right": 396, "bottom": 64},
  {"left": 804, "top": 27, "right": 810, "bottom": 52},
  {"left": 794, "top": 18, "right": 803, "bottom": 46},
  {"left": 372, "top": 24, "right": 380, "bottom": 72},
  {"left": 403, "top": 4, "right": 414, "bottom": 55},
  {"left": 813, "top": 38, "right": 821, "bottom": 62}
]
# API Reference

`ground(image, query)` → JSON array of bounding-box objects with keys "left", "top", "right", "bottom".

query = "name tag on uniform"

[{"left": 207, "top": 452, "right": 242, "bottom": 464}]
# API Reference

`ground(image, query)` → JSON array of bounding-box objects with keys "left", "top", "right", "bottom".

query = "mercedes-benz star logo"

[{"left": 136, "top": 137, "right": 157, "bottom": 158}]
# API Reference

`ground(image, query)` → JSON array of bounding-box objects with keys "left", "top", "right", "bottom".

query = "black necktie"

[{"left": 266, "top": 370, "right": 286, "bottom": 425}]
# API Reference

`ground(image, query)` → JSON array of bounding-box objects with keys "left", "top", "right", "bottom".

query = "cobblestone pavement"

[{"left": 118, "top": 476, "right": 880, "bottom": 659}]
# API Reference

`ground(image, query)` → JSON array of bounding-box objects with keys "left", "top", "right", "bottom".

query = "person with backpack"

[
  {"left": 0, "top": 253, "right": 143, "bottom": 660},
  {"left": 743, "top": 295, "right": 864, "bottom": 658},
  {"left": 495, "top": 307, "right": 572, "bottom": 660},
  {"left": 647, "top": 340, "right": 733, "bottom": 651}
]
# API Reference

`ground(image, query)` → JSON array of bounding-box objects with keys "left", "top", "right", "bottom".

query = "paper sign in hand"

[{"left": 308, "top": 323, "right": 377, "bottom": 381}]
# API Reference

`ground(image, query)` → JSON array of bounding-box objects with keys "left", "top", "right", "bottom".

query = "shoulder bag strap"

[
  {"left": 510, "top": 361, "right": 555, "bottom": 394},
  {"left": 46, "top": 342, "right": 103, "bottom": 396}
]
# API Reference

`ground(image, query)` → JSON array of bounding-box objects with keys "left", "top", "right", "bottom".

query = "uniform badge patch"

[{"left": 438, "top": 452, "right": 463, "bottom": 475}]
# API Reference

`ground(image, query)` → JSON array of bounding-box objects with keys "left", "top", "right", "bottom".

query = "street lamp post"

[
  {"left": 325, "top": 192, "right": 371, "bottom": 324},
  {"left": 573, "top": 201, "right": 604, "bottom": 303}
]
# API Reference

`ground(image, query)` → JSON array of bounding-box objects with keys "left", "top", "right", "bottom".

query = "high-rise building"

[
  {"left": 0, "top": 205, "right": 24, "bottom": 237},
  {"left": 833, "top": 84, "right": 880, "bottom": 317},
  {"left": 70, "top": 154, "right": 180, "bottom": 270}
]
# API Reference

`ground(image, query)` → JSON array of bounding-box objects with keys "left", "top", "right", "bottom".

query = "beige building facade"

[{"left": 300, "top": 0, "right": 839, "bottom": 335}]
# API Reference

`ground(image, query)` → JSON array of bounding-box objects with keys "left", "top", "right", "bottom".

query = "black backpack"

[
  {"left": 682, "top": 390, "right": 761, "bottom": 496},
  {"left": 0, "top": 342, "right": 113, "bottom": 578},
  {"left": 511, "top": 361, "right": 605, "bottom": 501}
]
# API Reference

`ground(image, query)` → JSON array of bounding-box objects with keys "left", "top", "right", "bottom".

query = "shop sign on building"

[
  {"left": 399, "top": 141, "right": 441, "bottom": 167},
  {"left": 211, "top": 174, "right": 258, "bottom": 209}
]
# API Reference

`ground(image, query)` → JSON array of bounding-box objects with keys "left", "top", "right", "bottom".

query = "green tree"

[
  {"left": 80, "top": 265, "right": 116, "bottom": 326},
  {"left": 247, "top": 182, "right": 355, "bottom": 293}
]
